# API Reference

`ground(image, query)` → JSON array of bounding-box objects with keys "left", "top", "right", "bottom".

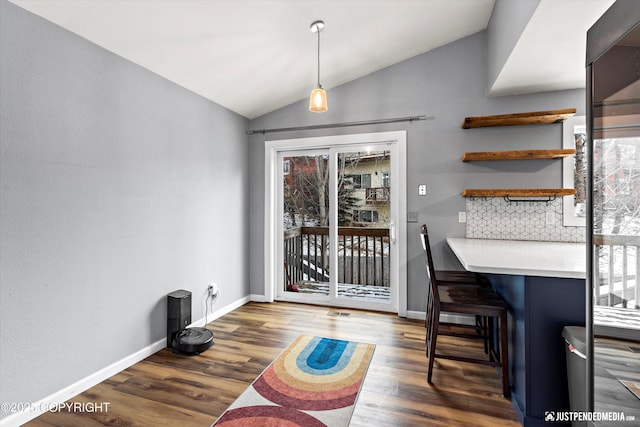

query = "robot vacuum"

[
  {"left": 172, "top": 327, "right": 214, "bottom": 355},
  {"left": 167, "top": 289, "right": 214, "bottom": 356}
]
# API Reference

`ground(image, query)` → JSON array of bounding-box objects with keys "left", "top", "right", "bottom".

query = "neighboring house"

[
  {"left": 343, "top": 152, "right": 391, "bottom": 227},
  {"left": 283, "top": 152, "right": 391, "bottom": 227}
]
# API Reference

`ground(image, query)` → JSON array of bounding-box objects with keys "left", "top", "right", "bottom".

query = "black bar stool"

[{"left": 420, "top": 225, "right": 510, "bottom": 398}]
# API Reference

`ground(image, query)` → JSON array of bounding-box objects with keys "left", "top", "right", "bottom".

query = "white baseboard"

[
  {"left": 406, "top": 310, "right": 426, "bottom": 320},
  {"left": 0, "top": 295, "right": 251, "bottom": 427},
  {"left": 249, "top": 294, "right": 269, "bottom": 303}
]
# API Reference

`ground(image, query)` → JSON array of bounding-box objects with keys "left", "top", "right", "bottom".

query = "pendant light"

[{"left": 309, "top": 20, "right": 328, "bottom": 113}]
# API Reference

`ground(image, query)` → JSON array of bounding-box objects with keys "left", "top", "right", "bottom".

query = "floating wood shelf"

[
  {"left": 462, "top": 149, "right": 576, "bottom": 162},
  {"left": 461, "top": 108, "right": 577, "bottom": 129},
  {"left": 462, "top": 188, "right": 577, "bottom": 198}
]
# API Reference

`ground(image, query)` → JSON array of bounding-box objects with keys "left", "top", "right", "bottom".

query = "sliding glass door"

[{"left": 267, "top": 132, "right": 405, "bottom": 313}]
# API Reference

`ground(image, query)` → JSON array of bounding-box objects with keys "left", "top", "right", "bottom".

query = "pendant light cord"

[{"left": 316, "top": 29, "right": 321, "bottom": 87}]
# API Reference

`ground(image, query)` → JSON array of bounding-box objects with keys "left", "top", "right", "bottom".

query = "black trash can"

[{"left": 562, "top": 326, "right": 587, "bottom": 427}]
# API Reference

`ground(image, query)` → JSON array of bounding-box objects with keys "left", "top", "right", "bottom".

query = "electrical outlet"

[
  {"left": 208, "top": 283, "right": 219, "bottom": 297},
  {"left": 407, "top": 212, "right": 418, "bottom": 223},
  {"left": 458, "top": 212, "right": 466, "bottom": 223}
]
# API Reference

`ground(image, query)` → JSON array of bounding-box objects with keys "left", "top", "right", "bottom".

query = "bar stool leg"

[
  {"left": 427, "top": 315, "right": 439, "bottom": 383},
  {"left": 425, "top": 295, "right": 436, "bottom": 358},
  {"left": 482, "top": 316, "right": 489, "bottom": 354},
  {"left": 488, "top": 317, "right": 496, "bottom": 362}
]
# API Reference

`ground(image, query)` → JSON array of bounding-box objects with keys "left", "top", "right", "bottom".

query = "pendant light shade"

[
  {"left": 309, "top": 20, "right": 328, "bottom": 113},
  {"left": 309, "top": 87, "right": 328, "bottom": 112}
]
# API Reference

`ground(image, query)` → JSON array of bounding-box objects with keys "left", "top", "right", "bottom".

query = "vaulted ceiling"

[{"left": 10, "top": 0, "right": 614, "bottom": 119}]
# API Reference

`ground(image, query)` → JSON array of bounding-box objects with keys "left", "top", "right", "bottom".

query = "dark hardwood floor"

[{"left": 25, "top": 302, "right": 520, "bottom": 427}]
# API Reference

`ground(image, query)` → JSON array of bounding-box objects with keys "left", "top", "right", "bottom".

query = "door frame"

[{"left": 263, "top": 131, "right": 407, "bottom": 316}]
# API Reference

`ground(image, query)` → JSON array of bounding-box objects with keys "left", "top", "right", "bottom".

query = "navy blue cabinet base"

[{"left": 489, "top": 274, "right": 586, "bottom": 427}]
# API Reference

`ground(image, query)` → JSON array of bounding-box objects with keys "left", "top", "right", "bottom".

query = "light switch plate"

[
  {"left": 418, "top": 184, "right": 427, "bottom": 196},
  {"left": 458, "top": 212, "right": 466, "bottom": 223}
]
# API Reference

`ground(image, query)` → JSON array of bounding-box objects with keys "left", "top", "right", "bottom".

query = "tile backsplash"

[{"left": 465, "top": 197, "right": 586, "bottom": 242}]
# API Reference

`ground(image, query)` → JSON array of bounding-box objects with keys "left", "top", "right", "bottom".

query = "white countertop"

[{"left": 446, "top": 237, "right": 586, "bottom": 279}]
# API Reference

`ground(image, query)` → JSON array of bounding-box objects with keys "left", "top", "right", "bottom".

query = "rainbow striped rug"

[{"left": 211, "top": 335, "right": 375, "bottom": 426}]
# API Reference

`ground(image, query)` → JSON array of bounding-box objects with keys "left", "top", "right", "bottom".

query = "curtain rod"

[{"left": 246, "top": 115, "right": 433, "bottom": 135}]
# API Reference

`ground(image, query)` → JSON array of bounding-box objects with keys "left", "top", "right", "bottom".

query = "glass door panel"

[
  {"left": 335, "top": 149, "right": 391, "bottom": 304},
  {"left": 281, "top": 151, "right": 330, "bottom": 298}
]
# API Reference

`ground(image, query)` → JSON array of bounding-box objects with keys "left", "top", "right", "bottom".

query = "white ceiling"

[{"left": 10, "top": 0, "right": 614, "bottom": 119}]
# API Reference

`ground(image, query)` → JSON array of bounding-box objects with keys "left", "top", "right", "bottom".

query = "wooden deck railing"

[
  {"left": 594, "top": 234, "right": 640, "bottom": 309},
  {"left": 284, "top": 226, "right": 390, "bottom": 289}
]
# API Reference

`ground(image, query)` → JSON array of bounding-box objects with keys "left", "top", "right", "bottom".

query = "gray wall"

[
  {"left": 0, "top": 1, "right": 249, "bottom": 414},
  {"left": 487, "top": 0, "right": 540, "bottom": 91},
  {"left": 248, "top": 30, "right": 585, "bottom": 313}
]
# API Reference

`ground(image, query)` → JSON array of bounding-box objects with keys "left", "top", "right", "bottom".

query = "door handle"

[{"left": 390, "top": 221, "right": 396, "bottom": 244}]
